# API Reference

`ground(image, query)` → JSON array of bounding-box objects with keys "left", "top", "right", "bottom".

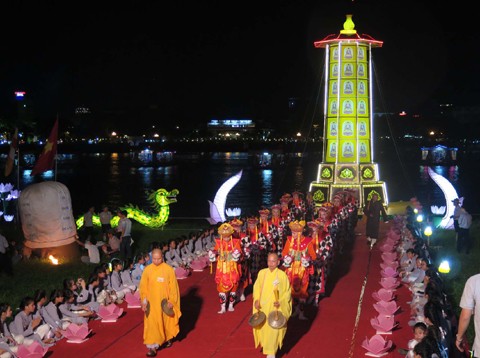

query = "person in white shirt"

[
  {"left": 456, "top": 273, "right": 480, "bottom": 356},
  {"left": 99, "top": 206, "right": 113, "bottom": 240},
  {"left": 117, "top": 210, "right": 133, "bottom": 261},
  {"left": 76, "top": 237, "right": 103, "bottom": 264}
]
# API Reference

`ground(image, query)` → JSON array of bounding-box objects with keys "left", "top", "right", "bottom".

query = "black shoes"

[
  {"left": 164, "top": 339, "right": 173, "bottom": 348},
  {"left": 146, "top": 349, "right": 157, "bottom": 357}
]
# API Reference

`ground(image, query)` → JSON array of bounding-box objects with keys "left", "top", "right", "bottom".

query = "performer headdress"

[
  {"left": 289, "top": 220, "right": 305, "bottom": 232},
  {"left": 230, "top": 218, "right": 243, "bottom": 227},
  {"left": 218, "top": 223, "right": 234, "bottom": 236}
]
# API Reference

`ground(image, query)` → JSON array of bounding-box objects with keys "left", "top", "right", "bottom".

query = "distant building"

[{"left": 206, "top": 118, "right": 255, "bottom": 136}]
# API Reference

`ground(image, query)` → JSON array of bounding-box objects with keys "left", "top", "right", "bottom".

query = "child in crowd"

[
  {"left": 1, "top": 303, "right": 24, "bottom": 357},
  {"left": 59, "top": 289, "right": 94, "bottom": 324},
  {"left": 9, "top": 296, "right": 53, "bottom": 346},
  {"left": 108, "top": 259, "right": 134, "bottom": 302},
  {"left": 403, "top": 322, "right": 427, "bottom": 357},
  {"left": 120, "top": 258, "right": 137, "bottom": 292},
  {"left": 42, "top": 289, "right": 70, "bottom": 336},
  {"left": 131, "top": 253, "right": 146, "bottom": 286},
  {"left": 33, "top": 289, "right": 62, "bottom": 341}
]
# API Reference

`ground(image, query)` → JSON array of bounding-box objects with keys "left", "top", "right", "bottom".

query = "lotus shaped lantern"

[
  {"left": 373, "top": 300, "right": 400, "bottom": 316},
  {"left": 370, "top": 314, "right": 398, "bottom": 334},
  {"left": 125, "top": 291, "right": 141, "bottom": 308},
  {"left": 379, "top": 277, "right": 399, "bottom": 290},
  {"left": 384, "top": 238, "right": 398, "bottom": 247},
  {"left": 380, "top": 261, "right": 398, "bottom": 271},
  {"left": 98, "top": 303, "right": 124, "bottom": 322},
  {"left": 381, "top": 252, "right": 397, "bottom": 262},
  {"left": 387, "top": 231, "right": 400, "bottom": 242},
  {"left": 175, "top": 267, "right": 190, "bottom": 280},
  {"left": 380, "top": 266, "right": 398, "bottom": 278},
  {"left": 361, "top": 334, "right": 393, "bottom": 356},
  {"left": 63, "top": 322, "right": 91, "bottom": 343},
  {"left": 190, "top": 258, "right": 208, "bottom": 272},
  {"left": 372, "top": 288, "right": 395, "bottom": 302},
  {"left": 16, "top": 341, "right": 48, "bottom": 358},
  {"left": 379, "top": 243, "right": 394, "bottom": 253}
]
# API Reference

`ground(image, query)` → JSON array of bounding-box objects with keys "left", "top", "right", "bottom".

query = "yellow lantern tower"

[{"left": 309, "top": 14, "right": 388, "bottom": 210}]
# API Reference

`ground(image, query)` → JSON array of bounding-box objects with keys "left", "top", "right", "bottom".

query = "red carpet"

[{"left": 48, "top": 219, "right": 414, "bottom": 357}]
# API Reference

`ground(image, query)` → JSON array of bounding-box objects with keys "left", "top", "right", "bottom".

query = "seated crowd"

[{"left": 396, "top": 208, "right": 457, "bottom": 358}]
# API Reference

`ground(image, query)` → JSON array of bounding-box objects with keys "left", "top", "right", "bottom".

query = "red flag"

[
  {"left": 31, "top": 118, "right": 59, "bottom": 176},
  {"left": 4, "top": 128, "right": 18, "bottom": 177}
]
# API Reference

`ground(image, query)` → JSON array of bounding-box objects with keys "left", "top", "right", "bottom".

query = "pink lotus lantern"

[
  {"left": 370, "top": 314, "right": 398, "bottom": 334},
  {"left": 361, "top": 334, "right": 393, "bottom": 357},
  {"left": 372, "top": 288, "right": 395, "bottom": 302},
  {"left": 190, "top": 258, "right": 208, "bottom": 272},
  {"left": 63, "top": 322, "right": 91, "bottom": 343},
  {"left": 373, "top": 300, "right": 400, "bottom": 316},
  {"left": 16, "top": 341, "right": 48, "bottom": 358},
  {"left": 379, "top": 243, "right": 394, "bottom": 253},
  {"left": 381, "top": 252, "right": 397, "bottom": 262},
  {"left": 380, "top": 266, "right": 398, "bottom": 278},
  {"left": 98, "top": 303, "right": 124, "bottom": 322},
  {"left": 380, "top": 277, "right": 399, "bottom": 290},
  {"left": 380, "top": 261, "right": 398, "bottom": 271},
  {"left": 384, "top": 238, "right": 397, "bottom": 247},
  {"left": 175, "top": 267, "right": 190, "bottom": 280},
  {"left": 125, "top": 291, "right": 141, "bottom": 308},
  {"left": 387, "top": 232, "right": 400, "bottom": 243}
]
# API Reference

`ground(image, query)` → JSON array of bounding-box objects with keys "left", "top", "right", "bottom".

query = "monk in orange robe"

[{"left": 140, "top": 248, "right": 181, "bottom": 357}]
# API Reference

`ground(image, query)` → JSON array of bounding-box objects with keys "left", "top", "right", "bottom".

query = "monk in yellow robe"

[
  {"left": 140, "top": 248, "right": 181, "bottom": 357},
  {"left": 253, "top": 252, "right": 292, "bottom": 358}
]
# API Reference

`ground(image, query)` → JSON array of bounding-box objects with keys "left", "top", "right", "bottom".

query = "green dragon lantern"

[{"left": 76, "top": 188, "right": 179, "bottom": 229}]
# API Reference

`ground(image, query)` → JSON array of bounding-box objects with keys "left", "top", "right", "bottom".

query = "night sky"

[{"left": 0, "top": 1, "right": 477, "bottom": 133}]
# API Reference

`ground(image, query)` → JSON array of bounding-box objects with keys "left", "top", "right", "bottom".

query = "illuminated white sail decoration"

[
  {"left": 427, "top": 167, "right": 462, "bottom": 229},
  {"left": 207, "top": 170, "right": 243, "bottom": 224}
]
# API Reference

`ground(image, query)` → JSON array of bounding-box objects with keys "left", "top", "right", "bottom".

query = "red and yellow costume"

[
  {"left": 282, "top": 221, "right": 316, "bottom": 300},
  {"left": 210, "top": 223, "right": 242, "bottom": 313}
]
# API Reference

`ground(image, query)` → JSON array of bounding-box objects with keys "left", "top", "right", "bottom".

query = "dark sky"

[{"left": 0, "top": 1, "right": 477, "bottom": 132}]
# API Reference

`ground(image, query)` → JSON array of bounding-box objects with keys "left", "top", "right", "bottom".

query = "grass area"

[
  {"left": 1, "top": 217, "right": 478, "bottom": 344},
  {"left": 0, "top": 218, "right": 210, "bottom": 308}
]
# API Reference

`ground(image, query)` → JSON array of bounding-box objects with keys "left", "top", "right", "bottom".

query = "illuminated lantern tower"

[{"left": 309, "top": 14, "right": 388, "bottom": 210}]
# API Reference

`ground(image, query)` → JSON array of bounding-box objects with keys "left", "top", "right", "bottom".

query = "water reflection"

[{"left": 10, "top": 152, "right": 479, "bottom": 217}]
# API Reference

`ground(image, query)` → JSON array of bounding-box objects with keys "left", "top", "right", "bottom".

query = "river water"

[{"left": 9, "top": 150, "right": 480, "bottom": 220}]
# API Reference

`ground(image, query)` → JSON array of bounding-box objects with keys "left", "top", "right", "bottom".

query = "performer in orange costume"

[
  {"left": 281, "top": 220, "right": 316, "bottom": 320},
  {"left": 231, "top": 218, "right": 248, "bottom": 303},
  {"left": 209, "top": 223, "right": 243, "bottom": 314}
]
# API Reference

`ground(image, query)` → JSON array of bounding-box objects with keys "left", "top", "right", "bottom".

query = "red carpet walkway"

[{"left": 48, "top": 219, "right": 414, "bottom": 357}]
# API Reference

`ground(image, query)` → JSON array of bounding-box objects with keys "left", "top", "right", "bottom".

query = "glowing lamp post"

[{"left": 424, "top": 226, "right": 433, "bottom": 246}]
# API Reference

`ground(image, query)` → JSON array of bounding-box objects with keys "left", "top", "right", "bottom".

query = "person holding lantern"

[
  {"left": 281, "top": 220, "right": 316, "bottom": 320},
  {"left": 209, "top": 223, "right": 243, "bottom": 314}
]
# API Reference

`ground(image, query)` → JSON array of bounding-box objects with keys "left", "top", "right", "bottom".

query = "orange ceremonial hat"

[
  {"left": 230, "top": 218, "right": 243, "bottom": 227},
  {"left": 258, "top": 209, "right": 270, "bottom": 216},
  {"left": 218, "top": 223, "right": 235, "bottom": 236},
  {"left": 289, "top": 220, "right": 305, "bottom": 232}
]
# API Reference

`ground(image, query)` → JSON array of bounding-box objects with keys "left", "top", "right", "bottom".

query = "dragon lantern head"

[{"left": 148, "top": 188, "right": 179, "bottom": 210}]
